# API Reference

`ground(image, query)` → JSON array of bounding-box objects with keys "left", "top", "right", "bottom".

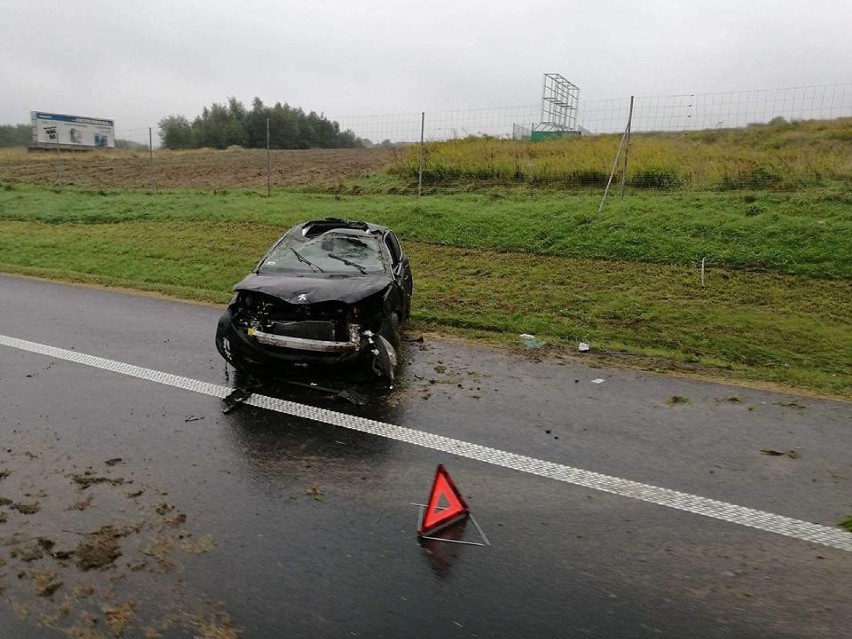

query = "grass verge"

[
  {"left": 1, "top": 214, "right": 849, "bottom": 398},
  {"left": 2, "top": 185, "right": 850, "bottom": 277}
]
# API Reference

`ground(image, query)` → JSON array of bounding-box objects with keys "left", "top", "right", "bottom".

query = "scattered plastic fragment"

[
  {"left": 221, "top": 385, "right": 256, "bottom": 414},
  {"left": 760, "top": 449, "right": 800, "bottom": 459},
  {"left": 334, "top": 388, "right": 369, "bottom": 406},
  {"left": 578, "top": 342, "right": 590, "bottom": 352},
  {"left": 284, "top": 380, "right": 369, "bottom": 406},
  {"left": 519, "top": 334, "right": 546, "bottom": 349},
  {"left": 590, "top": 378, "right": 605, "bottom": 384}
]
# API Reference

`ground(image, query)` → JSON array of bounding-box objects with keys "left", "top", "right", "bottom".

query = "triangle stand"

[{"left": 413, "top": 503, "right": 491, "bottom": 546}]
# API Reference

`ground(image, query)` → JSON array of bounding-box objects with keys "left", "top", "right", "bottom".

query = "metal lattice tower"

[{"left": 539, "top": 74, "right": 579, "bottom": 132}]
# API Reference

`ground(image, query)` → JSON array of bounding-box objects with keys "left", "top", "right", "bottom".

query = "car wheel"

[
  {"left": 380, "top": 311, "right": 400, "bottom": 348},
  {"left": 216, "top": 327, "right": 248, "bottom": 373}
]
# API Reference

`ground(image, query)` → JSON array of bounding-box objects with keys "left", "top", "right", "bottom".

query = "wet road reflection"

[
  {"left": 219, "top": 368, "right": 405, "bottom": 490},
  {"left": 3, "top": 276, "right": 851, "bottom": 638}
]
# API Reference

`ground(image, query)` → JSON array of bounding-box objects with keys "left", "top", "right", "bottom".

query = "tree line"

[
  {"left": 0, "top": 124, "right": 31, "bottom": 147},
  {"left": 159, "top": 97, "right": 366, "bottom": 150},
  {"left": 0, "top": 98, "right": 368, "bottom": 150}
]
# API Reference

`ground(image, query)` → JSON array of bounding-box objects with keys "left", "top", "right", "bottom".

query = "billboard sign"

[{"left": 31, "top": 111, "right": 115, "bottom": 148}]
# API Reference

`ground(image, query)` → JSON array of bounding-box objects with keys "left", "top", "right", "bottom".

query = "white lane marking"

[{"left": 3, "top": 333, "right": 851, "bottom": 553}]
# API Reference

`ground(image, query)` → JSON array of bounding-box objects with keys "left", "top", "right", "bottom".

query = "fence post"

[
  {"left": 148, "top": 127, "right": 157, "bottom": 194},
  {"left": 417, "top": 112, "right": 425, "bottom": 197},
  {"left": 55, "top": 131, "right": 62, "bottom": 189},
  {"left": 619, "top": 96, "right": 634, "bottom": 199},
  {"left": 266, "top": 118, "right": 271, "bottom": 197},
  {"left": 599, "top": 103, "right": 632, "bottom": 213}
]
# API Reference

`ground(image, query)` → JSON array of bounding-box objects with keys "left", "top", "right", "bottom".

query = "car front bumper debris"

[{"left": 247, "top": 323, "right": 361, "bottom": 353}]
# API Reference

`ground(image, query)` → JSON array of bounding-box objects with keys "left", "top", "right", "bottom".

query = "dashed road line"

[{"left": 3, "top": 333, "right": 851, "bottom": 553}]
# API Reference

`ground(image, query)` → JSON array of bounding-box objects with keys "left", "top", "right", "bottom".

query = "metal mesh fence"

[
  {"left": 111, "top": 84, "right": 850, "bottom": 146},
  {"left": 330, "top": 84, "right": 851, "bottom": 143}
]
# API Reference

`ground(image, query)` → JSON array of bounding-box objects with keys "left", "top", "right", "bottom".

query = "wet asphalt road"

[{"left": 1, "top": 274, "right": 851, "bottom": 638}]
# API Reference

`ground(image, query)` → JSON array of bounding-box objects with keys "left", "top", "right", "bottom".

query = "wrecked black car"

[{"left": 215, "top": 218, "right": 413, "bottom": 384}]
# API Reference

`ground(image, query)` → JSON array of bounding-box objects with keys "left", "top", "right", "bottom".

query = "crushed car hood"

[{"left": 233, "top": 272, "right": 391, "bottom": 305}]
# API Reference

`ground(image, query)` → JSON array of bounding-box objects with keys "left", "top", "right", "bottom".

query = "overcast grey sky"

[{"left": 2, "top": 0, "right": 850, "bottom": 137}]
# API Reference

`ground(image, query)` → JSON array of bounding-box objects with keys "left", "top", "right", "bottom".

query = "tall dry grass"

[{"left": 391, "top": 117, "right": 852, "bottom": 190}]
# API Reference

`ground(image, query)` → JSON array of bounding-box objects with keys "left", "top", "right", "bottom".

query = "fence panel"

[{"left": 332, "top": 84, "right": 851, "bottom": 142}]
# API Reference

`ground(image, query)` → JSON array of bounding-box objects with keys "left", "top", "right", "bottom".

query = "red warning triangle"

[{"left": 418, "top": 464, "right": 470, "bottom": 536}]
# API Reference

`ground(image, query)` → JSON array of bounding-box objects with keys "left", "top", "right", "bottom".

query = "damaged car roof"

[{"left": 232, "top": 218, "right": 395, "bottom": 303}]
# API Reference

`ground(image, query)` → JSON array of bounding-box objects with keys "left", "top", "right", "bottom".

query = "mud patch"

[
  {"left": 74, "top": 526, "right": 123, "bottom": 571},
  {"left": 0, "top": 440, "right": 237, "bottom": 637},
  {"left": 103, "top": 598, "right": 135, "bottom": 637},
  {"left": 28, "top": 570, "right": 62, "bottom": 597},
  {"left": 10, "top": 501, "right": 40, "bottom": 515},
  {"left": 72, "top": 471, "right": 127, "bottom": 489}
]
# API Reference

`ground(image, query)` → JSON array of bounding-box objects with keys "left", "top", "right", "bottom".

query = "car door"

[{"left": 383, "top": 231, "right": 413, "bottom": 319}]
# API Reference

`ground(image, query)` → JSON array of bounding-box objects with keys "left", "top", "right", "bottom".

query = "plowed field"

[{"left": 0, "top": 147, "right": 396, "bottom": 190}]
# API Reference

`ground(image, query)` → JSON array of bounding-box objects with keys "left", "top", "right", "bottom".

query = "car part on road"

[
  {"left": 221, "top": 380, "right": 262, "bottom": 414},
  {"left": 282, "top": 380, "right": 370, "bottom": 406}
]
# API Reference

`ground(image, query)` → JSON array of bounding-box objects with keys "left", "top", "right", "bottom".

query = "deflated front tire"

[{"left": 215, "top": 309, "right": 241, "bottom": 369}]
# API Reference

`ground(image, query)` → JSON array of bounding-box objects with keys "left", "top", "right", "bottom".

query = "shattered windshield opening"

[{"left": 258, "top": 232, "right": 386, "bottom": 275}]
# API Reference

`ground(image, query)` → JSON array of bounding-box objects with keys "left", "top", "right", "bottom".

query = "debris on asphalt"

[
  {"left": 666, "top": 396, "right": 691, "bottom": 406},
  {"left": 221, "top": 382, "right": 260, "bottom": 414},
  {"left": 75, "top": 526, "right": 124, "bottom": 571},
  {"left": 774, "top": 401, "right": 807, "bottom": 410},
  {"left": 0, "top": 441, "right": 235, "bottom": 637},
  {"left": 68, "top": 494, "right": 94, "bottom": 511},
  {"left": 103, "top": 599, "right": 136, "bottom": 637},
  {"left": 334, "top": 388, "right": 369, "bottom": 406},
  {"left": 30, "top": 571, "right": 63, "bottom": 598},
  {"left": 283, "top": 380, "right": 369, "bottom": 406},
  {"left": 11, "top": 501, "right": 40, "bottom": 515},
  {"left": 760, "top": 449, "right": 800, "bottom": 459},
  {"left": 72, "top": 472, "right": 126, "bottom": 489},
  {"left": 306, "top": 485, "right": 325, "bottom": 501},
  {"left": 590, "top": 378, "right": 605, "bottom": 384}
]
